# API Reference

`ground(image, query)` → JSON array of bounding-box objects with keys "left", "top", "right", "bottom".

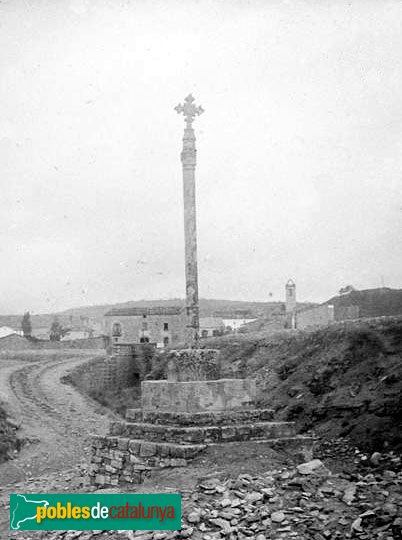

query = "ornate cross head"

[{"left": 175, "top": 94, "right": 204, "bottom": 127}]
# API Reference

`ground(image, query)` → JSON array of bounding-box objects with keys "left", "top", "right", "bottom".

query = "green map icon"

[{"left": 10, "top": 494, "right": 49, "bottom": 530}]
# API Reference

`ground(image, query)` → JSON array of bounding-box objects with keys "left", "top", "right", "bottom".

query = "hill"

[{"left": 325, "top": 287, "right": 402, "bottom": 318}]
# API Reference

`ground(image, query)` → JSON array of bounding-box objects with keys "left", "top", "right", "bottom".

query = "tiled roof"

[{"left": 104, "top": 306, "right": 183, "bottom": 317}]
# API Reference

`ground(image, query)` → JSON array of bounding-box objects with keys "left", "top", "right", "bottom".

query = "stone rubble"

[{"left": 16, "top": 449, "right": 401, "bottom": 540}]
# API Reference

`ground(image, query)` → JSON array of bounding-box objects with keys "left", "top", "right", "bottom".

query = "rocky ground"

[{"left": 11, "top": 442, "right": 402, "bottom": 540}]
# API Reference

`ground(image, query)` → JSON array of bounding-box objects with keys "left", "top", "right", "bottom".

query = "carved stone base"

[{"left": 166, "top": 348, "right": 220, "bottom": 381}]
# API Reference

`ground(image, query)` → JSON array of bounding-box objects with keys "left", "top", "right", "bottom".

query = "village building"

[
  {"left": 0, "top": 326, "right": 23, "bottom": 339},
  {"left": 199, "top": 317, "right": 225, "bottom": 338},
  {"left": 61, "top": 327, "right": 93, "bottom": 341},
  {"left": 214, "top": 311, "right": 257, "bottom": 332},
  {"left": 104, "top": 306, "right": 186, "bottom": 350}
]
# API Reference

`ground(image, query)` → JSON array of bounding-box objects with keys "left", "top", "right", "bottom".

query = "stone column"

[{"left": 175, "top": 95, "right": 204, "bottom": 346}]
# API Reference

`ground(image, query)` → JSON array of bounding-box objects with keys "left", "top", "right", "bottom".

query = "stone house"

[
  {"left": 199, "top": 317, "right": 225, "bottom": 338},
  {"left": 104, "top": 306, "right": 186, "bottom": 349},
  {"left": 296, "top": 304, "right": 335, "bottom": 330}
]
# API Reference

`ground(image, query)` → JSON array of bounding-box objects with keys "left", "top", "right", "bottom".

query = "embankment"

[{"left": 205, "top": 316, "right": 402, "bottom": 452}]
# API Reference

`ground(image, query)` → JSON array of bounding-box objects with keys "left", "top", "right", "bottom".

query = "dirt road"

[{"left": 0, "top": 352, "right": 115, "bottom": 537}]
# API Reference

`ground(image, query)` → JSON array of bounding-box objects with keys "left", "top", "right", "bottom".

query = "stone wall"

[
  {"left": 334, "top": 305, "right": 360, "bottom": 321},
  {"left": 65, "top": 354, "right": 140, "bottom": 394},
  {"left": 90, "top": 435, "right": 205, "bottom": 487},
  {"left": 34, "top": 336, "right": 107, "bottom": 350},
  {"left": 296, "top": 304, "right": 335, "bottom": 330},
  {"left": 141, "top": 378, "right": 256, "bottom": 414}
]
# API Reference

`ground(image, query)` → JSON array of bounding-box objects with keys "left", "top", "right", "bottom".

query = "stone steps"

[
  {"left": 110, "top": 420, "right": 297, "bottom": 444},
  {"left": 207, "top": 436, "right": 315, "bottom": 460},
  {"left": 126, "top": 407, "right": 275, "bottom": 425}
]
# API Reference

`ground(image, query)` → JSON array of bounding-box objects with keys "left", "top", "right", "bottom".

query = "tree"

[
  {"left": 21, "top": 312, "right": 32, "bottom": 338},
  {"left": 49, "top": 319, "right": 70, "bottom": 342}
]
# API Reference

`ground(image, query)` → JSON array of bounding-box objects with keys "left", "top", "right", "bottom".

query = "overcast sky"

[{"left": 1, "top": 0, "right": 401, "bottom": 314}]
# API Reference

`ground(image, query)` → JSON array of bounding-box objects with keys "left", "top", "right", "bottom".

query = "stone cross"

[
  {"left": 175, "top": 94, "right": 204, "bottom": 346},
  {"left": 175, "top": 94, "right": 204, "bottom": 128}
]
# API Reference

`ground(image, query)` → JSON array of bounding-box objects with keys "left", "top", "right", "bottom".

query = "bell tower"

[{"left": 285, "top": 279, "right": 296, "bottom": 329}]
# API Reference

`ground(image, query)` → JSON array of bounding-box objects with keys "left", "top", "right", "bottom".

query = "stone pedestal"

[
  {"left": 142, "top": 379, "right": 255, "bottom": 413},
  {"left": 166, "top": 349, "right": 220, "bottom": 382}
]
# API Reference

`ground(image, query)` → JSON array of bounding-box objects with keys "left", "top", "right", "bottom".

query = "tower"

[
  {"left": 175, "top": 94, "right": 204, "bottom": 346},
  {"left": 285, "top": 279, "right": 296, "bottom": 329}
]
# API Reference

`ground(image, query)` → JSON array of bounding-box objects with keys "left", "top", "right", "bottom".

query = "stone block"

[
  {"left": 126, "top": 408, "right": 143, "bottom": 421},
  {"left": 94, "top": 474, "right": 105, "bottom": 485},
  {"left": 166, "top": 349, "right": 220, "bottom": 381},
  {"left": 169, "top": 458, "right": 186, "bottom": 467},
  {"left": 140, "top": 442, "right": 157, "bottom": 457},
  {"left": 118, "top": 437, "right": 129, "bottom": 450},
  {"left": 129, "top": 440, "right": 141, "bottom": 453},
  {"left": 141, "top": 378, "right": 256, "bottom": 413}
]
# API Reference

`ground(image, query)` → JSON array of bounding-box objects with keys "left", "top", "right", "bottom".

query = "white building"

[
  {"left": 0, "top": 326, "right": 23, "bottom": 339},
  {"left": 222, "top": 318, "right": 257, "bottom": 332}
]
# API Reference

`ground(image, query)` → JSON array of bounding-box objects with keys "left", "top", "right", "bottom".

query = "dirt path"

[{"left": 0, "top": 352, "right": 116, "bottom": 537}]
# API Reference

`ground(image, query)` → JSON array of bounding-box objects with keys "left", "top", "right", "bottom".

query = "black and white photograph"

[{"left": 0, "top": 1, "right": 401, "bottom": 538}]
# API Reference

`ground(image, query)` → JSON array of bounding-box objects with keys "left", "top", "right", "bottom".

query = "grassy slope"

[{"left": 205, "top": 317, "right": 402, "bottom": 452}]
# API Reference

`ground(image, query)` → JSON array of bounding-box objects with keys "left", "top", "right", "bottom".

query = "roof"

[
  {"left": 104, "top": 306, "right": 183, "bottom": 317},
  {"left": 214, "top": 310, "right": 253, "bottom": 319},
  {"left": 0, "top": 326, "right": 19, "bottom": 339}
]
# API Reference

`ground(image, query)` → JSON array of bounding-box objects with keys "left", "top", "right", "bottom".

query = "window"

[
  {"left": 163, "top": 322, "right": 169, "bottom": 331},
  {"left": 112, "top": 322, "right": 122, "bottom": 337},
  {"left": 212, "top": 329, "right": 220, "bottom": 337},
  {"left": 140, "top": 337, "right": 150, "bottom": 343},
  {"left": 163, "top": 336, "right": 169, "bottom": 346},
  {"left": 201, "top": 330, "right": 208, "bottom": 338}
]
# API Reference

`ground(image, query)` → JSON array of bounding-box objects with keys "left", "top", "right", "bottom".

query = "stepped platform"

[
  {"left": 89, "top": 351, "right": 314, "bottom": 487},
  {"left": 125, "top": 407, "right": 275, "bottom": 424},
  {"left": 110, "top": 420, "right": 297, "bottom": 443}
]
